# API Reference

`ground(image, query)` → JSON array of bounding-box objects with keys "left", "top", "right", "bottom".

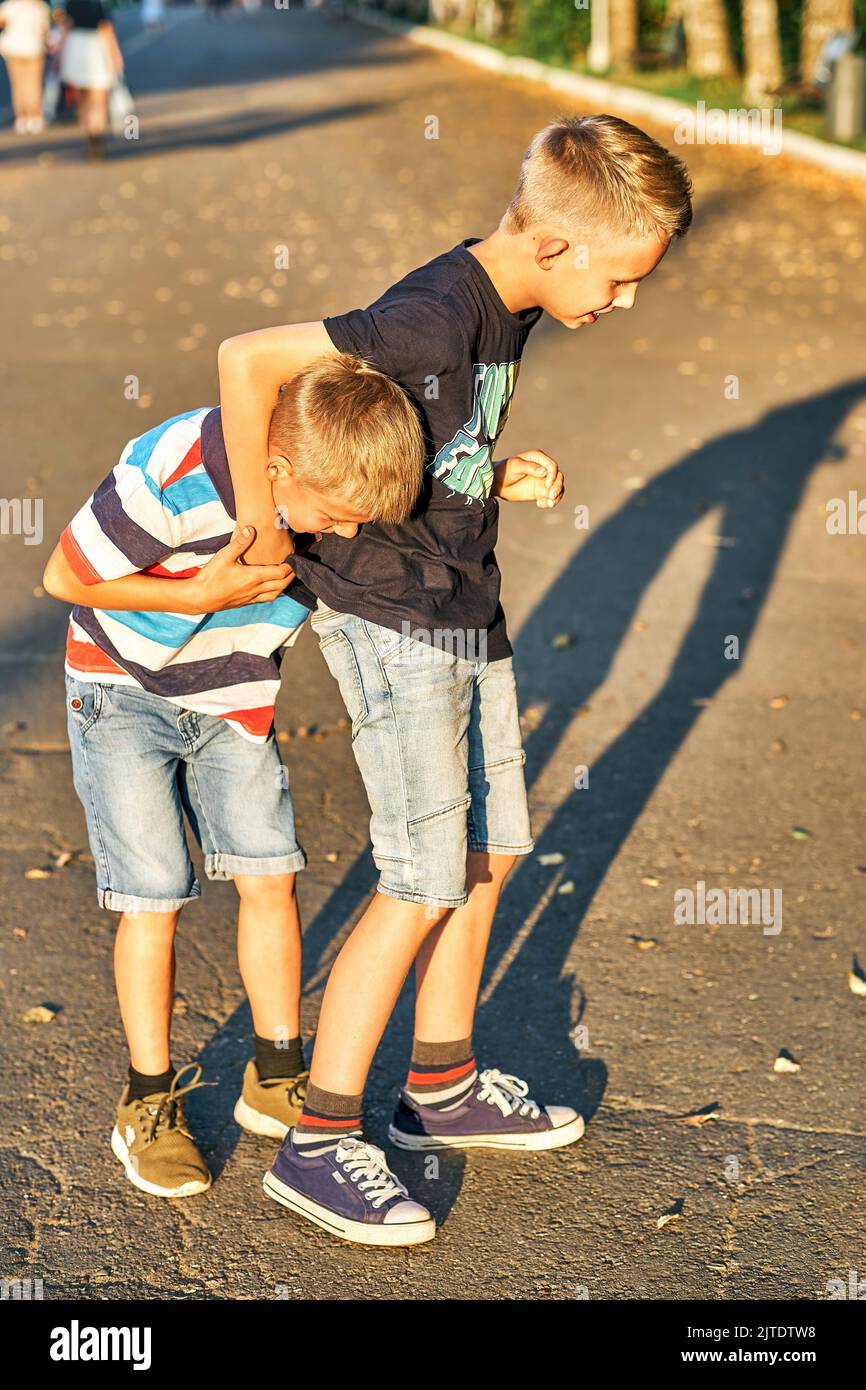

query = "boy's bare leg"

[
  {"left": 309, "top": 894, "right": 447, "bottom": 1096},
  {"left": 235, "top": 872, "right": 301, "bottom": 1042},
  {"left": 413, "top": 851, "right": 516, "bottom": 1042},
  {"left": 114, "top": 910, "right": 179, "bottom": 1074}
]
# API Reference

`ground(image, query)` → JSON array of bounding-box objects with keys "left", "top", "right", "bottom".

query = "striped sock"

[
  {"left": 293, "top": 1081, "right": 363, "bottom": 1157},
  {"left": 404, "top": 1037, "right": 477, "bottom": 1111}
]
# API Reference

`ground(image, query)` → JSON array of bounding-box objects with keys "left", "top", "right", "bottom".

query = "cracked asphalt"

[{"left": 1, "top": 4, "right": 866, "bottom": 1301}]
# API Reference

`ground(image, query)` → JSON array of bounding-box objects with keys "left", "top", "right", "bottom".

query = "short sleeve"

[
  {"left": 324, "top": 295, "right": 467, "bottom": 388},
  {"left": 60, "top": 460, "right": 177, "bottom": 585}
]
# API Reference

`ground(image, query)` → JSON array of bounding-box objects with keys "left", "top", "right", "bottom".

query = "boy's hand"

[
  {"left": 492, "top": 450, "right": 565, "bottom": 508},
  {"left": 185, "top": 527, "right": 295, "bottom": 612}
]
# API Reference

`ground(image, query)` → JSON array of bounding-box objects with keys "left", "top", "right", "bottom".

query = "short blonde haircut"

[
  {"left": 504, "top": 113, "right": 693, "bottom": 243},
  {"left": 269, "top": 353, "right": 424, "bottom": 525}
]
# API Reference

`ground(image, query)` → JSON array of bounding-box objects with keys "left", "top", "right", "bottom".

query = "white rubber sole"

[
  {"left": 110, "top": 1126, "right": 212, "bottom": 1199},
  {"left": 388, "top": 1113, "right": 586, "bottom": 1152},
  {"left": 233, "top": 1095, "right": 290, "bottom": 1140},
  {"left": 262, "top": 1170, "right": 436, "bottom": 1247}
]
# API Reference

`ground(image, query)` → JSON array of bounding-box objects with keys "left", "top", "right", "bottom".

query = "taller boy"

[{"left": 220, "top": 115, "right": 692, "bottom": 1244}]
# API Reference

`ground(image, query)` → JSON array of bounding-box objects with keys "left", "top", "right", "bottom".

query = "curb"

[{"left": 353, "top": 5, "right": 866, "bottom": 183}]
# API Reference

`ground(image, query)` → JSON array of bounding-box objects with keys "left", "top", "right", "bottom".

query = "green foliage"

[{"left": 512, "top": 0, "right": 591, "bottom": 67}]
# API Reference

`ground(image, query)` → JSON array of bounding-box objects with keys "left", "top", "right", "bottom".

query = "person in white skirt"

[
  {"left": 0, "top": 0, "right": 52, "bottom": 133},
  {"left": 58, "top": 0, "right": 123, "bottom": 158}
]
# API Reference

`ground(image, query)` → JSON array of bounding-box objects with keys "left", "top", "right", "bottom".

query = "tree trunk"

[
  {"left": 800, "top": 0, "right": 854, "bottom": 86},
  {"left": 609, "top": 0, "right": 638, "bottom": 68},
  {"left": 742, "top": 0, "right": 783, "bottom": 104},
  {"left": 681, "top": 0, "right": 736, "bottom": 77},
  {"left": 475, "top": 0, "right": 513, "bottom": 41}
]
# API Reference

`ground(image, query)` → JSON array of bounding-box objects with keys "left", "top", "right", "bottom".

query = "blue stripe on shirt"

[{"left": 100, "top": 595, "right": 311, "bottom": 648}]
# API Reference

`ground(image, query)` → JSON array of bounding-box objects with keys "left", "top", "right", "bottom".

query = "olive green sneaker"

[
  {"left": 111, "top": 1063, "right": 213, "bottom": 1198},
  {"left": 233, "top": 1060, "right": 308, "bottom": 1140}
]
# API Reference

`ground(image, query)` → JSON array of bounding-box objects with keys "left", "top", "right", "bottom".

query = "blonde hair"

[
  {"left": 269, "top": 353, "right": 424, "bottom": 525},
  {"left": 503, "top": 113, "right": 693, "bottom": 243}
]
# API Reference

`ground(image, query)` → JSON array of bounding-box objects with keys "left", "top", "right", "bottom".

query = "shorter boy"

[{"left": 43, "top": 354, "right": 424, "bottom": 1198}]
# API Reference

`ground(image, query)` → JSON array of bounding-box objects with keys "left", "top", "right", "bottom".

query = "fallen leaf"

[
  {"left": 791, "top": 826, "right": 812, "bottom": 840},
  {"left": 811, "top": 927, "right": 834, "bottom": 939},
  {"left": 848, "top": 956, "right": 866, "bottom": 996},
  {"left": 629, "top": 933, "right": 657, "bottom": 949},
  {"left": 12, "top": 927, "right": 27, "bottom": 939},
  {"left": 325, "top": 851, "right": 339, "bottom": 863},
  {"left": 773, "top": 1048, "right": 800, "bottom": 1074},
  {"left": 552, "top": 634, "right": 575, "bottom": 649},
  {"left": 54, "top": 851, "right": 73, "bottom": 869},
  {"left": 538, "top": 852, "right": 565, "bottom": 867},
  {"left": 680, "top": 1102, "right": 720, "bottom": 1126},
  {"left": 22, "top": 1005, "right": 57, "bottom": 1025},
  {"left": 557, "top": 880, "right": 575, "bottom": 895},
  {"left": 24, "top": 868, "right": 51, "bottom": 880},
  {"left": 769, "top": 695, "right": 788, "bottom": 709},
  {"left": 657, "top": 1197, "right": 685, "bottom": 1229},
  {"left": 641, "top": 875, "right": 661, "bottom": 887},
  {"left": 519, "top": 704, "right": 544, "bottom": 733},
  {"left": 771, "top": 739, "right": 787, "bottom": 753}
]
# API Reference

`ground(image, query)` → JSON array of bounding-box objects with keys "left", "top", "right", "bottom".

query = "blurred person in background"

[
  {"left": 0, "top": 0, "right": 52, "bottom": 133},
  {"left": 57, "top": 0, "right": 123, "bottom": 158}
]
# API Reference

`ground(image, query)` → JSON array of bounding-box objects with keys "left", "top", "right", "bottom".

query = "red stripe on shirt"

[
  {"left": 221, "top": 706, "right": 275, "bottom": 738},
  {"left": 65, "top": 629, "right": 127, "bottom": 676},
  {"left": 60, "top": 525, "right": 103, "bottom": 585},
  {"left": 144, "top": 562, "right": 202, "bottom": 580},
  {"left": 162, "top": 438, "right": 202, "bottom": 490},
  {"left": 406, "top": 1059, "right": 476, "bottom": 1086}
]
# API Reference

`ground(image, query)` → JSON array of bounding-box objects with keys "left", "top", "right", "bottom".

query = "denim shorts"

[
  {"left": 310, "top": 603, "right": 533, "bottom": 908},
  {"left": 65, "top": 676, "right": 306, "bottom": 913}
]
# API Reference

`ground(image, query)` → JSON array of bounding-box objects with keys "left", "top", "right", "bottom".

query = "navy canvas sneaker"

[
  {"left": 263, "top": 1132, "right": 436, "bottom": 1246},
  {"left": 388, "top": 1067, "right": 585, "bottom": 1151}
]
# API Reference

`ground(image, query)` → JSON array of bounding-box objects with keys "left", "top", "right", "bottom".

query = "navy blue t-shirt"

[{"left": 290, "top": 240, "right": 542, "bottom": 661}]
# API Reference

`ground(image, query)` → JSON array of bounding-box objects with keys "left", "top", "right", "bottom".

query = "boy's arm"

[
  {"left": 218, "top": 321, "right": 337, "bottom": 563},
  {"left": 43, "top": 528, "right": 294, "bottom": 613}
]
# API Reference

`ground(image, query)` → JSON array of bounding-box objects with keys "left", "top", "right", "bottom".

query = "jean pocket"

[
  {"left": 363, "top": 620, "right": 417, "bottom": 667},
  {"left": 317, "top": 630, "right": 369, "bottom": 737},
  {"left": 66, "top": 681, "right": 106, "bottom": 736}
]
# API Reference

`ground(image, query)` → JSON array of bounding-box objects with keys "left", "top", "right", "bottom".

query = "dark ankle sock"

[
  {"left": 127, "top": 1064, "right": 175, "bottom": 1104},
  {"left": 255, "top": 1032, "right": 304, "bottom": 1082},
  {"left": 405, "top": 1036, "right": 477, "bottom": 1107},
  {"left": 294, "top": 1081, "right": 363, "bottom": 1154}
]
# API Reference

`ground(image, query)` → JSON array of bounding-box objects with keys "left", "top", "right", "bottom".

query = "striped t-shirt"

[{"left": 62, "top": 407, "right": 314, "bottom": 742}]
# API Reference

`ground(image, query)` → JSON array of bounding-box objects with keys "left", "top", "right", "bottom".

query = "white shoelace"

[
  {"left": 477, "top": 1068, "right": 541, "bottom": 1120},
  {"left": 335, "top": 1138, "right": 408, "bottom": 1209}
]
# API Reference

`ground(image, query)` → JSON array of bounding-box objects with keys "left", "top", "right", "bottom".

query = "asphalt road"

[{"left": 1, "top": 4, "right": 866, "bottom": 1301}]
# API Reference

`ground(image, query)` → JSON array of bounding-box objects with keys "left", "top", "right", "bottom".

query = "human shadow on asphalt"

[
  {"left": 190, "top": 378, "right": 862, "bottom": 1218},
  {"left": 0, "top": 101, "right": 385, "bottom": 166}
]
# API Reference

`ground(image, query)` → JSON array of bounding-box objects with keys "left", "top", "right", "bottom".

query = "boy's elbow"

[
  {"left": 218, "top": 334, "right": 250, "bottom": 374},
  {"left": 42, "top": 549, "right": 72, "bottom": 602}
]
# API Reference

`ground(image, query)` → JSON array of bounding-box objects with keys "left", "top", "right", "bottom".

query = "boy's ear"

[
  {"left": 534, "top": 235, "right": 570, "bottom": 271},
  {"left": 266, "top": 453, "right": 293, "bottom": 480}
]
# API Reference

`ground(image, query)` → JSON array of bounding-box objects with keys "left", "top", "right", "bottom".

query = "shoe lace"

[
  {"left": 288, "top": 1072, "right": 308, "bottom": 1108},
  {"left": 477, "top": 1068, "right": 541, "bottom": 1120},
  {"left": 142, "top": 1063, "right": 214, "bottom": 1143},
  {"left": 335, "top": 1138, "right": 408, "bottom": 1209}
]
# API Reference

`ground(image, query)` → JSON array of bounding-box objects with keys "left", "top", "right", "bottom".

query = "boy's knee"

[{"left": 235, "top": 872, "right": 296, "bottom": 904}]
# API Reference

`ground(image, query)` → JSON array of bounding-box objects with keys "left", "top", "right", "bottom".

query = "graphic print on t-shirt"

[{"left": 428, "top": 360, "right": 520, "bottom": 501}]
